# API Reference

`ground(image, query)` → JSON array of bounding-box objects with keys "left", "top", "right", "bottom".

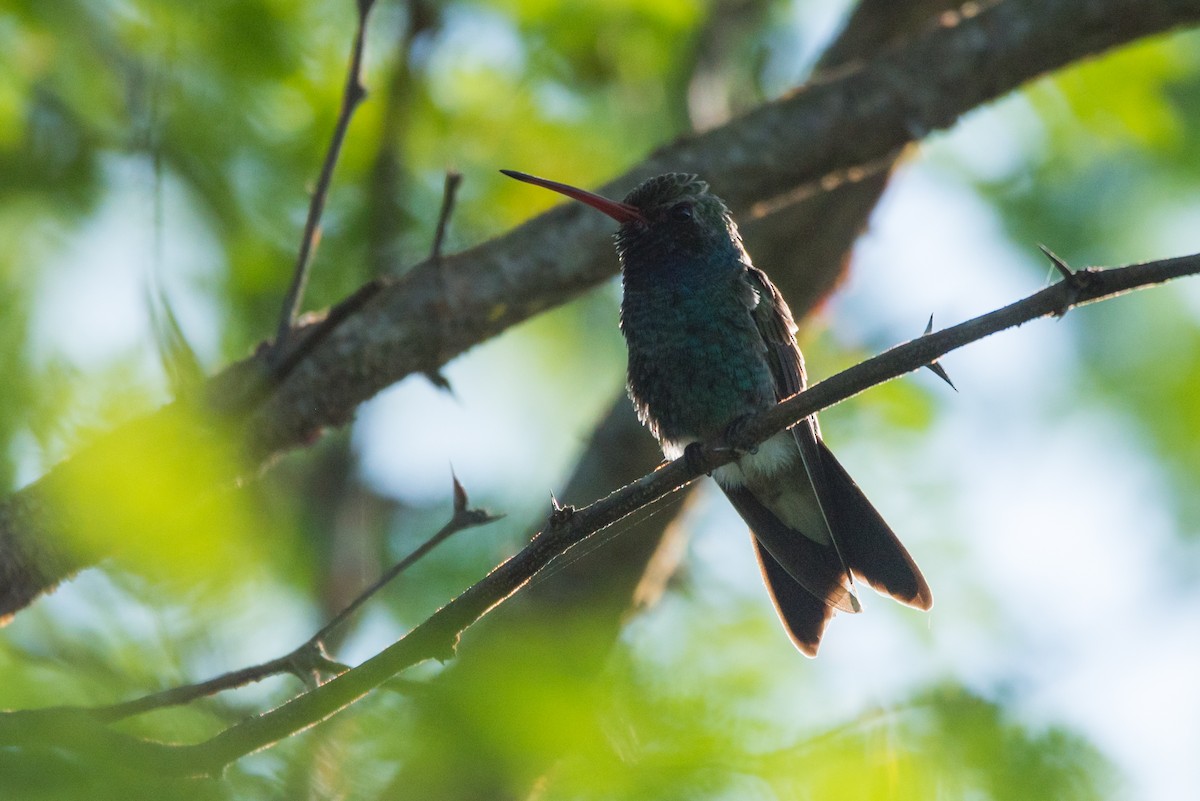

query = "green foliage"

[
  {"left": 2, "top": 1, "right": 1198, "bottom": 799},
  {"left": 963, "top": 28, "right": 1200, "bottom": 536}
]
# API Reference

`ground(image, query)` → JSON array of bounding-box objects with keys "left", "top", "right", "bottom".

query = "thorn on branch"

[
  {"left": 1039, "top": 243, "right": 1074, "bottom": 281},
  {"left": 921, "top": 314, "right": 957, "bottom": 391},
  {"left": 549, "top": 492, "right": 575, "bottom": 526},
  {"left": 1039, "top": 244, "right": 1085, "bottom": 317},
  {"left": 430, "top": 170, "right": 463, "bottom": 265},
  {"left": 451, "top": 468, "right": 468, "bottom": 513},
  {"left": 925, "top": 360, "right": 957, "bottom": 391},
  {"left": 286, "top": 642, "right": 349, "bottom": 688},
  {"left": 421, "top": 171, "right": 465, "bottom": 395},
  {"left": 450, "top": 471, "right": 504, "bottom": 527},
  {"left": 424, "top": 368, "right": 454, "bottom": 394}
]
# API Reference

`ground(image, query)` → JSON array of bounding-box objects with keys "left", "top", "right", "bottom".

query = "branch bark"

[
  {"left": 2, "top": 251, "right": 1196, "bottom": 775},
  {"left": 2, "top": 0, "right": 1199, "bottom": 617}
]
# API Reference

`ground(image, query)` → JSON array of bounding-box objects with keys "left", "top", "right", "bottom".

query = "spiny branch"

[
  {"left": 922, "top": 315, "right": 957, "bottom": 391},
  {"left": 84, "top": 476, "right": 498, "bottom": 723},
  {"left": 2, "top": 249, "right": 1192, "bottom": 776},
  {"left": 302, "top": 471, "right": 499, "bottom": 652},
  {"left": 165, "top": 252, "right": 1200, "bottom": 772}
]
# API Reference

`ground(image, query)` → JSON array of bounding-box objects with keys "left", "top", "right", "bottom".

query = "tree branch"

[
  {"left": 271, "top": 0, "right": 378, "bottom": 363},
  {"left": 3, "top": 250, "right": 1194, "bottom": 776},
  {"left": 3, "top": 0, "right": 1198, "bottom": 618},
  {"left": 86, "top": 476, "right": 499, "bottom": 723}
]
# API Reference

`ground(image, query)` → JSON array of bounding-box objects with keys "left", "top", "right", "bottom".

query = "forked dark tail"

[
  {"left": 723, "top": 441, "right": 931, "bottom": 656},
  {"left": 816, "top": 440, "right": 933, "bottom": 610}
]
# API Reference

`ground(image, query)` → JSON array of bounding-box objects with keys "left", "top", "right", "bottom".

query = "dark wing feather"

[
  {"left": 816, "top": 440, "right": 934, "bottom": 609},
  {"left": 749, "top": 534, "right": 834, "bottom": 657},
  {"left": 743, "top": 267, "right": 859, "bottom": 601},
  {"left": 743, "top": 264, "right": 932, "bottom": 613},
  {"left": 743, "top": 265, "right": 805, "bottom": 397},
  {"left": 723, "top": 485, "right": 858, "bottom": 614}
]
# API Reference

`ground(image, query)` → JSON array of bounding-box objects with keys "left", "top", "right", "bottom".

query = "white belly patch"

[{"left": 661, "top": 431, "right": 831, "bottom": 543}]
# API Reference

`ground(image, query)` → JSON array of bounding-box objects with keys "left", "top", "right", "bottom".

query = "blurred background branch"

[{"left": 2, "top": 0, "right": 1200, "bottom": 797}]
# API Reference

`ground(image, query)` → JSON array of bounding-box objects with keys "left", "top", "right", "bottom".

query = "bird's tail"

[
  {"left": 724, "top": 483, "right": 850, "bottom": 656},
  {"left": 722, "top": 440, "right": 931, "bottom": 656},
  {"left": 815, "top": 439, "right": 933, "bottom": 611}
]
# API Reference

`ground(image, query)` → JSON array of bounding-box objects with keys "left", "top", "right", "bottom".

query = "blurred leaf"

[{"left": 45, "top": 406, "right": 266, "bottom": 588}]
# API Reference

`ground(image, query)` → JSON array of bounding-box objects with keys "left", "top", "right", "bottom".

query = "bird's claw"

[
  {"left": 683, "top": 442, "right": 711, "bottom": 476},
  {"left": 721, "top": 414, "right": 759, "bottom": 456}
]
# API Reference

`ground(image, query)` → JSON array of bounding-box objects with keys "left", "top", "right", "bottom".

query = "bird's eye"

[{"left": 669, "top": 202, "right": 693, "bottom": 222}]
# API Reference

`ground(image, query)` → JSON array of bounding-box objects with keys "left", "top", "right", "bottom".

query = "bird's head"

[{"left": 501, "top": 170, "right": 744, "bottom": 272}]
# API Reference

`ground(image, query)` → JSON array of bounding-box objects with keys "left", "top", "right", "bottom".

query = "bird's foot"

[
  {"left": 681, "top": 416, "right": 760, "bottom": 476},
  {"left": 720, "top": 414, "right": 760, "bottom": 456},
  {"left": 683, "top": 442, "right": 711, "bottom": 476}
]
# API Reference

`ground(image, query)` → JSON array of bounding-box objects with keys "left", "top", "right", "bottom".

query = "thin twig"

[
  {"left": 271, "top": 0, "right": 378, "bottom": 367},
  {"left": 304, "top": 471, "right": 500, "bottom": 649},
  {"left": 218, "top": 170, "right": 468, "bottom": 408},
  {"left": 91, "top": 654, "right": 303, "bottom": 724},
  {"left": 88, "top": 476, "right": 499, "bottom": 723},
  {"left": 4, "top": 250, "right": 1191, "bottom": 775},
  {"left": 430, "top": 171, "right": 463, "bottom": 264},
  {"left": 424, "top": 170, "right": 464, "bottom": 391}
]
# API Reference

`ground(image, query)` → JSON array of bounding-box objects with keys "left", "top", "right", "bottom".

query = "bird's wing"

[
  {"left": 743, "top": 266, "right": 933, "bottom": 614},
  {"left": 743, "top": 265, "right": 805, "bottom": 398},
  {"left": 748, "top": 530, "right": 836, "bottom": 657},
  {"left": 724, "top": 483, "right": 859, "bottom": 615},
  {"left": 743, "top": 266, "right": 859, "bottom": 605}
]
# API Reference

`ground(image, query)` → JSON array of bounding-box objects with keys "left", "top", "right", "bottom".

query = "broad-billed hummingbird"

[{"left": 502, "top": 169, "right": 933, "bottom": 656}]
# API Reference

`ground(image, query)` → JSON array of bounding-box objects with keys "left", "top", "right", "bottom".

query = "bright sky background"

[{"left": 12, "top": 3, "right": 1200, "bottom": 798}]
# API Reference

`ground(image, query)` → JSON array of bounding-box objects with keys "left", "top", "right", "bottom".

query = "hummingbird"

[{"left": 501, "top": 169, "right": 933, "bottom": 656}]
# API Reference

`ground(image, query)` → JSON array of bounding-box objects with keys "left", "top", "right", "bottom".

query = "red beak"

[{"left": 501, "top": 170, "right": 644, "bottom": 225}]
